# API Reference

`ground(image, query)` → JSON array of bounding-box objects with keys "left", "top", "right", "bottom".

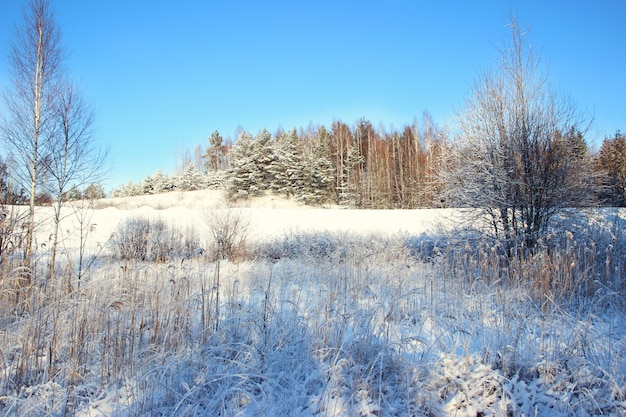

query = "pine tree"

[
  {"left": 299, "top": 127, "right": 335, "bottom": 204},
  {"left": 65, "top": 185, "right": 83, "bottom": 201},
  {"left": 152, "top": 169, "right": 174, "bottom": 194},
  {"left": 112, "top": 181, "right": 142, "bottom": 197},
  {"left": 270, "top": 128, "right": 301, "bottom": 196},
  {"left": 177, "top": 162, "right": 205, "bottom": 191},
  {"left": 83, "top": 183, "right": 106, "bottom": 200},
  {"left": 204, "top": 170, "right": 226, "bottom": 189},
  {"left": 143, "top": 174, "right": 154, "bottom": 194},
  {"left": 597, "top": 131, "right": 626, "bottom": 206},
  {"left": 226, "top": 131, "right": 259, "bottom": 199},
  {"left": 253, "top": 128, "right": 275, "bottom": 192}
]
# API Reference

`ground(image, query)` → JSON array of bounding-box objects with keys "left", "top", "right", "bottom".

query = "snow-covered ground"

[
  {"left": 1, "top": 190, "right": 625, "bottom": 416},
  {"left": 35, "top": 189, "right": 454, "bottom": 254}
]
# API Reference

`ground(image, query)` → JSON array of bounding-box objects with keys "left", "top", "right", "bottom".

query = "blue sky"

[{"left": 0, "top": 1, "right": 624, "bottom": 190}]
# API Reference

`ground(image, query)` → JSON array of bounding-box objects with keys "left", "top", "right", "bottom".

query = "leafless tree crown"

[{"left": 442, "top": 16, "right": 596, "bottom": 252}]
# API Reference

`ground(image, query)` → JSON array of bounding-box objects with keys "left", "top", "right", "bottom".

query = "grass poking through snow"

[{"left": 0, "top": 203, "right": 625, "bottom": 416}]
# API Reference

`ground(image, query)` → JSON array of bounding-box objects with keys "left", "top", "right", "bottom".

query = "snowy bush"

[
  {"left": 205, "top": 207, "right": 249, "bottom": 261},
  {"left": 144, "top": 169, "right": 175, "bottom": 194},
  {"left": 111, "top": 216, "right": 200, "bottom": 262},
  {"left": 253, "top": 231, "right": 340, "bottom": 261},
  {"left": 405, "top": 233, "right": 448, "bottom": 262}
]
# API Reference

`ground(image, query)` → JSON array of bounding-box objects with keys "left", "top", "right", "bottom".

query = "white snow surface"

[{"left": 38, "top": 189, "right": 453, "bottom": 254}]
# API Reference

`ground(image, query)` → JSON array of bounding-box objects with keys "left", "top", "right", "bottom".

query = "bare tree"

[
  {"left": 441, "top": 16, "right": 595, "bottom": 253},
  {"left": 44, "top": 82, "right": 107, "bottom": 282},
  {"left": 1, "top": 0, "right": 65, "bottom": 268}
]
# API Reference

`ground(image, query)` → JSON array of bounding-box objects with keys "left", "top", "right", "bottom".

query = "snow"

[
  {"left": 43, "top": 190, "right": 451, "bottom": 255},
  {"left": 1, "top": 190, "right": 625, "bottom": 416}
]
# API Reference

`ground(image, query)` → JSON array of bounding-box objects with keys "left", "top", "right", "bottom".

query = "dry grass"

[{"left": 0, "top": 207, "right": 624, "bottom": 416}]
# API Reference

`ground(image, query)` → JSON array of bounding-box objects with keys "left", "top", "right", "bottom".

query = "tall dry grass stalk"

[{"left": 439, "top": 231, "right": 625, "bottom": 309}]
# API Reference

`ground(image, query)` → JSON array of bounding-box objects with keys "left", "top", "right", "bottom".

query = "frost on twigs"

[
  {"left": 110, "top": 216, "right": 200, "bottom": 262},
  {"left": 205, "top": 207, "right": 249, "bottom": 261}
]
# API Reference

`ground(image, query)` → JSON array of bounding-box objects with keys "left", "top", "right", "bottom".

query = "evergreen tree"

[
  {"left": 253, "top": 128, "right": 275, "bottom": 190},
  {"left": 226, "top": 131, "right": 260, "bottom": 198},
  {"left": 204, "top": 170, "right": 226, "bottom": 189},
  {"left": 112, "top": 181, "right": 143, "bottom": 197},
  {"left": 143, "top": 174, "right": 154, "bottom": 194},
  {"left": 597, "top": 131, "right": 626, "bottom": 206},
  {"left": 177, "top": 162, "right": 205, "bottom": 191},
  {"left": 299, "top": 126, "right": 335, "bottom": 204},
  {"left": 270, "top": 128, "right": 301, "bottom": 196},
  {"left": 83, "top": 182, "right": 106, "bottom": 200},
  {"left": 152, "top": 169, "right": 174, "bottom": 194},
  {"left": 65, "top": 185, "right": 83, "bottom": 201}
]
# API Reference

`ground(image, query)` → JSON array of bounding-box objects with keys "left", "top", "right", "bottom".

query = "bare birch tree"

[
  {"left": 441, "top": 16, "right": 595, "bottom": 253},
  {"left": 2, "top": 0, "right": 64, "bottom": 268},
  {"left": 44, "top": 82, "right": 107, "bottom": 283}
]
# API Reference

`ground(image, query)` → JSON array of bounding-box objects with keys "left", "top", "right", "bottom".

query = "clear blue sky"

[{"left": 0, "top": 1, "right": 624, "bottom": 190}]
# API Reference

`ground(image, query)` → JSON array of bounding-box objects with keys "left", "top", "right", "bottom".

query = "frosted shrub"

[
  {"left": 205, "top": 208, "right": 249, "bottom": 261},
  {"left": 253, "top": 231, "right": 410, "bottom": 264},
  {"left": 111, "top": 216, "right": 200, "bottom": 262},
  {"left": 253, "top": 231, "right": 339, "bottom": 261},
  {"left": 404, "top": 233, "right": 448, "bottom": 262}
]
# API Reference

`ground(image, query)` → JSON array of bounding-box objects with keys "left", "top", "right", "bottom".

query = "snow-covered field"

[
  {"left": 57, "top": 190, "right": 451, "bottom": 250},
  {"left": 1, "top": 190, "right": 625, "bottom": 416}
]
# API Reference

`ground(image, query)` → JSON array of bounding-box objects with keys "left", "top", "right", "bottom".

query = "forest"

[{"left": 109, "top": 119, "right": 625, "bottom": 210}]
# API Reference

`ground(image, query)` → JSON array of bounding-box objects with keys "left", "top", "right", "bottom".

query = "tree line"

[
  {"left": 113, "top": 113, "right": 448, "bottom": 209},
  {"left": 224, "top": 116, "right": 449, "bottom": 208},
  {"left": 113, "top": 120, "right": 625, "bottom": 210}
]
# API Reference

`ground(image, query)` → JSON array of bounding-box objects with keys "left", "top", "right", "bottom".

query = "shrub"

[
  {"left": 205, "top": 208, "right": 249, "bottom": 261},
  {"left": 404, "top": 233, "right": 448, "bottom": 262},
  {"left": 253, "top": 231, "right": 339, "bottom": 261},
  {"left": 111, "top": 216, "right": 200, "bottom": 262}
]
